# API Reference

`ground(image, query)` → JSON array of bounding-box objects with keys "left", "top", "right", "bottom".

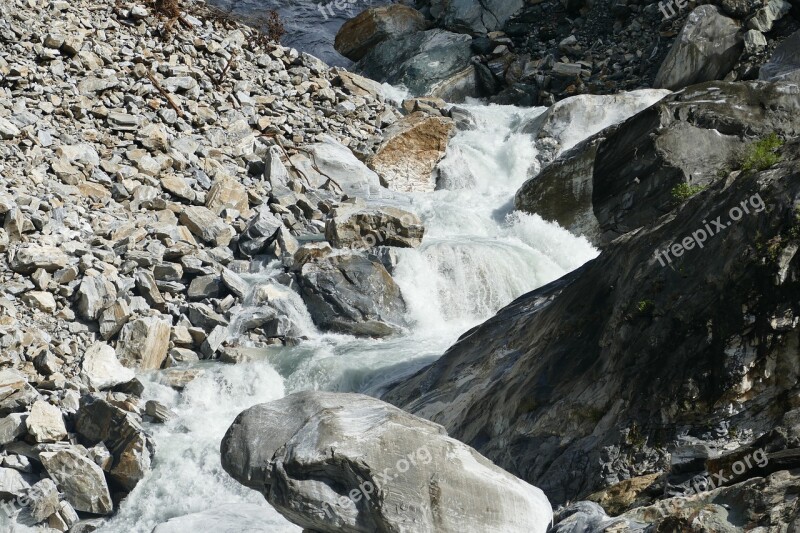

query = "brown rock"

[
  {"left": 116, "top": 317, "right": 171, "bottom": 370},
  {"left": 334, "top": 5, "right": 427, "bottom": 61}
]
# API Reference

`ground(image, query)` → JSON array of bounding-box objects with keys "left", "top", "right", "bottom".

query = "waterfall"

[{"left": 98, "top": 103, "right": 598, "bottom": 533}]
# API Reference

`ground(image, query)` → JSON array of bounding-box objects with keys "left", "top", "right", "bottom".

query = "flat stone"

[
  {"left": 40, "top": 449, "right": 113, "bottom": 515},
  {"left": 26, "top": 400, "right": 67, "bottom": 443}
]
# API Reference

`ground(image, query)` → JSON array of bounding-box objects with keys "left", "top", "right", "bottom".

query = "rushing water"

[{"left": 97, "top": 102, "right": 599, "bottom": 532}]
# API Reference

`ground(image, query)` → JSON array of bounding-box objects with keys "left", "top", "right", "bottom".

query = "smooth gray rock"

[
  {"left": 298, "top": 253, "right": 407, "bottom": 337},
  {"left": 221, "top": 391, "right": 552, "bottom": 533},
  {"left": 355, "top": 29, "right": 478, "bottom": 101},
  {"left": 239, "top": 206, "right": 283, "bottom": 257},
  {"left": 335, "top": 5, "right": 428, "bottom": 61},
  {"left": 654, "top": 6, "right": 742, "bottom": 90}
]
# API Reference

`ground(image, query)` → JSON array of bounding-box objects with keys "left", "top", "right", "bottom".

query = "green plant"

[
  {"left": 636, "top": 300, "right": 655, "bottom": 313},
  {"left": 671, "top": 183, "right": 706, "bottom": 202},
  {"left": 741, "top": 133, "right": 784, "bottom": 172}
]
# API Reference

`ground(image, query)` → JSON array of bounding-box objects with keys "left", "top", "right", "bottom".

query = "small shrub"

[
  {"left": 741, "top": 133, "right": 784, "bottom": 173},
  {"left": 636, "top": 300, "right": 655, "bottom": 313},
  {"left": 671, "top": 183, "right": 706, "bottom": 202}
]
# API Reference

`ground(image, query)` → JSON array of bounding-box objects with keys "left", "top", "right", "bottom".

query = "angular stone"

[
  {"left": 40, "top": 449, "right": 113, "bottom": 515},
  {"left": 135, "top": 271, "right": 166, "bottom": 310},
  {"left": 26, "top": 400, "right": 67, "bottom": 443},
  {"left": 334, "top": 5, "right": 428, "bottom": 61},
  {"left": 369, "top": 112, "right": 454, "bottom": 193},
  {"left": 0, "top": 117, "right": 20, "bottom": 139},
  {"left": 180, "top": 206, "right": 235, "bottom": 247},
  {"left": 187, "top": 274, "right": 227, "bottom": 301},
  {"left": 27, "top": 478, "right": 60, "bottom": 523},
  {"left": 116, "top": 317, "right": 171, "bottom": 370},
  {"left": 77, "top": 275, "right": 117, "bottom": 320},
  {"left": 0, "top": 466, "right": 30, "bottom": 499},
  {"left": 205, "top": 177, "right": 248, "bottom": 216},
  {"left": 98, "top": 299, "right": 130, "bottom": 340},
  {"left": 9, "top": 245, "right": 69, "bottom": 273},
  {"left": 21, "top": 291, "right": 56, "bottom": 313},
  {"left": 326, "top": 206, "right": 425, "bottom": 249},
  {"left": 0, "top": 413, "right": 26, "bottom": 445},
  {"left": 81, "top": 342, "right": 135, "bottom": 390},
  {"left": 221, "top": 268, "right": 248, "bottom": 298}
]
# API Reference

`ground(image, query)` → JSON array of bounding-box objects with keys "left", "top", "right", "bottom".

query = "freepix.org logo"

[
  {"left": 318, "top": 0, "right": 375, "bottom": 20},
  {"left": 654, "top": 192, "right": 766, "bottom": 267}
]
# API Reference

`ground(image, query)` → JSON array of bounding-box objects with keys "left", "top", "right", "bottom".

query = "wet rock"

[
  {"left": 298, "top": 252, "right": 407, "bottom": 337},
  {"left": 654, "top": 6, "right": 743, "bottom": 90},
  {"left": 116, "top": 317, "right": 171, "bottom": 370},
  {"left": 221, "top": 391, "right": 552, "bottom": 533},
  {"left": 144, "top": 400, "right": 174, "bottom": 423},
  {"left": 325, "top": 206, "right": 424, "bottom": 249},
  {"left": 335, "top": 5, "right": 428, "bottom": 61},
  {"left": 40, "top": 449, "right": 113, "bottom": 515},
  {"left": 369, "top": 112, "right": 454, "bottom": 192},
  {"left": 151, "top": 504, "right": 283, "bottom": 533},
  {"left": 759, "top": 29, "right": 800, "bottom": 83},
  {"left": 80, "top": 342, "right": 135, "bottom": 390},
  {"left": 355, "top": 29, "right": 478, "bottom": 101},
  {"left": 25, "top": 400, "right": 67, "bottom": 443}
]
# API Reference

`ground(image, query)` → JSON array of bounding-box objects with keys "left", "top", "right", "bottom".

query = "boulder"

[
  {"left": 221, "top": 391, "right": 552, "bottom": 533},
  {"left": 27, "top": 478, "right": 60, "bottom": 523},
  {"left": 25, "top": 400, "right": 67, "bottom": 443},
  {"left": 205, "top": 176, "right": 249, "bottom": 216},
  {"left": 521, "top": 89, "right": 671, "bottom": 165},
  {"left": 0, "top": 369, "right": 39, "bottom": 417},
  {"left": 335, "top": 5, "right": 428, "bottom": 61},
  {"left": 151, "top": 504, "right": 293, "bottom": 533},
  {"left": 747, "top": 0, "right": 791, "bottom": 32},
  {"left": 759, "top": 29, "right": 800, "bottom": 83},
  {"left": 180, "top": 206, "right": 235, "bottom": 247},
  {"left": 355, "top": 29, "right": 478, "bottom": 101},
  {"left": 288, "top": 138, "right": 382, "bottom": 198},
  {"left": 298, "top": 253, "right": 407, "bottom": 337},
  {"left": 21, "top": 291, "right": 56, "bottom": 314},
  {"left": 74, "top": 395, "right": 156, "bottom": 492},
  {"left": 239, "top": 206, "right": 283, "bottom": 257},
  {"left": 369, "top": 112, "right": 455, "bottom": 192},
  {"left": 429, "top": 0, "right": 525, "bottom": 34},
  {"left": 80, "top": 342, "right": 135, "bottom": 390},
  {"left": 116, "top": 316, "right": 171, "bottom": 370},
  {"left": 77, "top": 275, "right": 117, "bottom": 320},
  {"left": 654, "top": 6, "right": 743, "bottom": 90},
  {"left": 325, "top": 206, "right": 424, "bottom": 249},
  {"left": 517, "top": 82, "right": 800, "bottom": 245},
  {"left": 0, "top": 467, "right": 30, "bottom": 499},
  {"left": 9, "top": 245, "right": 68, "bottom": 273},
  {"left": 0, "top": 413, "right": 26, "bottom": 445},
  {"left": 40, "top": 449, "right": 113, "bottom": 515}
]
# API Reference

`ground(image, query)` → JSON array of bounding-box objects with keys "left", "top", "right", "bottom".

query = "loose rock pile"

[{"left": 0, "top": 0, "right": 437, "bottom": 528}]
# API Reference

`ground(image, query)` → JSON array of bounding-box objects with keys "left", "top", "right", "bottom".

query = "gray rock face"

[
  {"left": 654, "top": 6, "right": 743, "bottom": 90},
  {"left": 335, "top": 5, "right": 428, "bottom": 61},
  {"left": 355, "top": 29, "right": 478, "bottom": 101},
  {"left": 429, "top": 0, "right": 525, "bottom": 34},
  {"left": 298, "top": 252, "right": 407, "bottom": 337},
  {"left": 221, "top": 391, "right": 552, "bottom": 533},
  {"left": 116, "top": 316, "right": 171, "bottom": 370},
  {"left": 518, "top": 81, "right": 800, "bottom": 246},
  {"left": 289, "top": 138, "right": 383, "bottom": 198},
  {"left": 239, "top": 206, "right": 283, "bottom": 257},
  {"left": 759, "top": 29, "right": 800, "bottom": 83},
  {"left": 325, "top": 206, "right": 424, "bottom": 249},
  {"left": 385, "top": 138, "right": 800, "bottom": 505}
]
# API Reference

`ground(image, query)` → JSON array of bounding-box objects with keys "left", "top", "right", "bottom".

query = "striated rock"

[
  {"left": 80, "top": 342, "right": 135, "bottom": 390},
  {"left": 221, "top": 391, "right": 552, "bottom": 533},
  {"left": 654, "top": 6, "right": 742, "bottom": 90},
  {"left": 98, "top": 299, "right": 130, "bottom": 340},
  {"left": 205, "top": 176, "right": 249, "bottom": 216},
  {"left": 27, "top": 478, "right": 60, "bottom": 523},
  {"left": 9, "top": 245, "right": 68, "bottom": 273},
  {"left": 74, "top": 395, "right": 156, "bottom": 492},
  {"left": 0, "top": 467, "right": 30, "bottom": 499},
  {"left": 0, "top": 413, "right": 26, "bottom": 445},
  {"left": 289, "top": 138, "right": 383, "bottom": 198},
  {"left": 384, "top": 140, "right": 800, "bottom": 504},
  {"left": 335, "top": 5, "right": 428, "bottom": 61},
  {"left": 759, "top": 29, "right": 800, "bottom": 83},
  {"left": 298, "top": 253, "right": 407, "bottom": 337},
  {"left": 355, "top": 29, "right": 478, "bottom": 101},
  {"left": 369, "top": 112, "right": 454, "bottom": 192},
  {"left": 747, "top": 0, "right": 791, "bottom": 32},
  {"left": 180, "top": 206, "right": 235, "bottom": 247},
  {"left": 116, "top": 317, "right": 171, "bottom": 370},
  {"left": 40, "top": 449, "right": 113, "bottom": 515},
  {"left": 77, "top": 275, "right": 117, "bottom": 320},
  {"left": 21, "top": 291, "right": 56, "bottom": 314},
  {"left": 325, "top": 206, "right": 424, "bottom": 249},
  {"left": 26, "top": 400, "right": 67, "bottom": 443}
]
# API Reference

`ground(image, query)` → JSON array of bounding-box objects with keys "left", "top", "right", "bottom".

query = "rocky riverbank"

[{"left": 2, "top": 0, "right": 800, "bottom": 530}]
